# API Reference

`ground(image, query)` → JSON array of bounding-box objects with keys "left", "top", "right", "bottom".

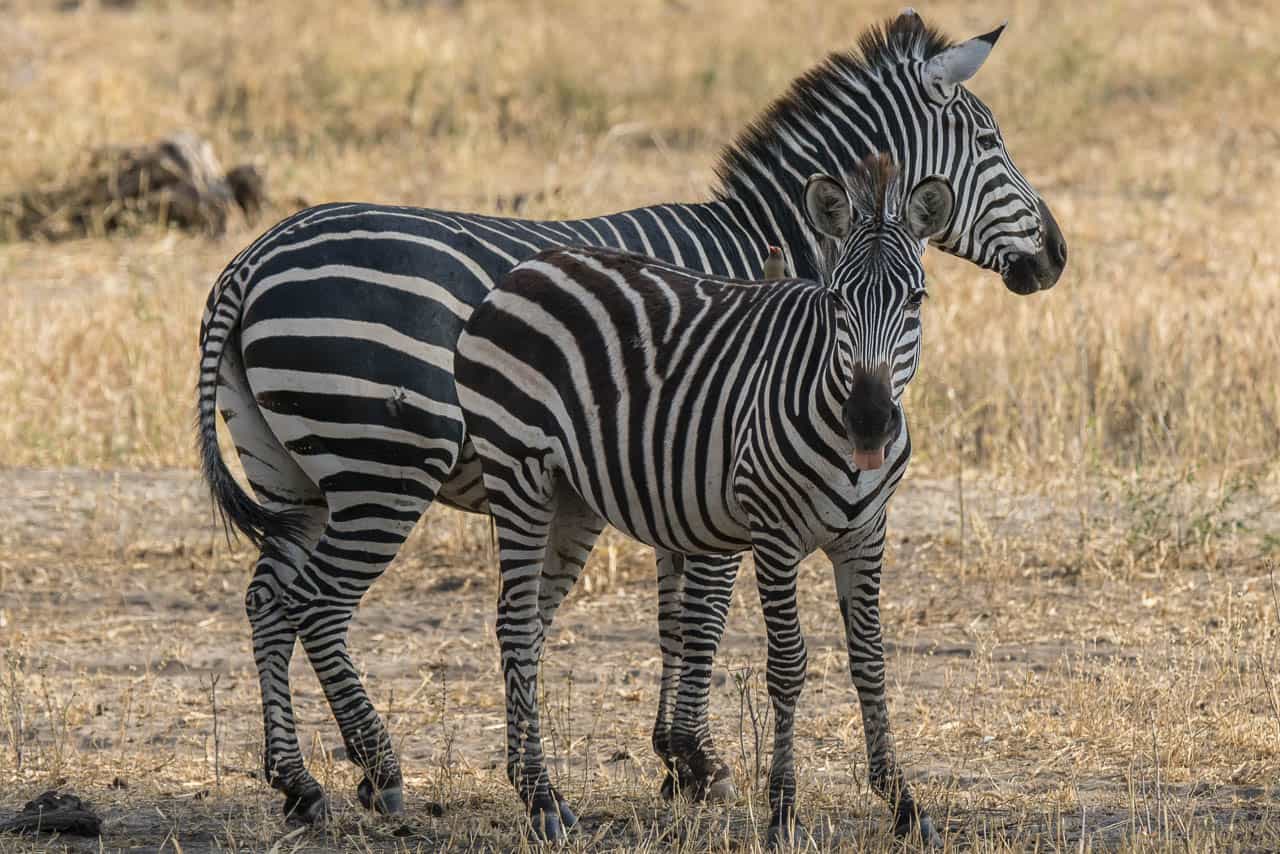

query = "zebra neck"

[{"left": 712, "top": 76, "right": 905, "bottom": 283}]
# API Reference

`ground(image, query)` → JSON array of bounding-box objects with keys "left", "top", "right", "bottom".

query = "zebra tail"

[{"left": 195, "top": 294, "right": 306, "bottom": 551}]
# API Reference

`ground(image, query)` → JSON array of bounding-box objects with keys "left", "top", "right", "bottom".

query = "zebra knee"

[{"left": 245, "top": 580, "right": 279, "bottom": 621}]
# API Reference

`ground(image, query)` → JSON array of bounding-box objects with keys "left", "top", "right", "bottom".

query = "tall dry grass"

[{"left": 0, "top": 0, "right": 1277, "bottom": 480}]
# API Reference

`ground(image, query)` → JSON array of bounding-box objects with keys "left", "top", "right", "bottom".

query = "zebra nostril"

[{"left": 1053, "top": 238, "right": 1067, "bottom": 267}]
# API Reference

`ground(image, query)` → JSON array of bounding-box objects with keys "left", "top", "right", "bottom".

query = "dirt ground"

[
  {"left": 2, "top": 1, "right": 1279, "bottom": 850},
  {"left": 2, "top": 467, "right": 1278, "bottom": 852}
]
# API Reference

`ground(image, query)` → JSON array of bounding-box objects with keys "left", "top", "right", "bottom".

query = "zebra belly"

[{"left": 574, "top": 491, "right": 754, "bottom": 557}]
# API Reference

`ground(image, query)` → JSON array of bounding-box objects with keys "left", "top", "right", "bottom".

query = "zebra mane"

[
  {"left": 844, "top": 153, "right": 902, "bottom": 227},
  {"left": 712, "top": 12, "right": 953, "bottom": 200}
]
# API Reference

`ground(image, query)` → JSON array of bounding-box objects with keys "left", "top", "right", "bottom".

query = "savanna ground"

[{"left": 1, "top": 0, "right": 1278, "bottom": 851}]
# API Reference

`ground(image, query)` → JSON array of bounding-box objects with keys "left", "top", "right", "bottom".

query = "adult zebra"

[
  {"left": 456, "top": 155, "right": 952, "bottom": 845},
  {"left": 196, "top": 11, "right": 1066, "bottom": 825}
]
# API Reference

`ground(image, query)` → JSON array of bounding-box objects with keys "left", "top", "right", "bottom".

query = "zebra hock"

[
  {"left": 196, "top": 11, "right": 1067, "bottom": 824},
  {"left": 455, "top": 154, "right": 953, "bottom": 846}
]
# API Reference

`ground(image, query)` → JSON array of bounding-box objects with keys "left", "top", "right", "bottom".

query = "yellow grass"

[
  {"left": 0, "top": 0, "right": 1277, "bottom": 476},
  {"left": 2, "top": 1, "right": 1279, "bottom": 851}
]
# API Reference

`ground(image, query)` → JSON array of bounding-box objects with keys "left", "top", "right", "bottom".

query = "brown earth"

[{"left": 2, "top": 468, "right": 1277, "bottom": 852}]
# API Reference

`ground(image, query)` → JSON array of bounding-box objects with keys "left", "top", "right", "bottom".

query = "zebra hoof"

[
  {"left": 893, "top": 804, "right": 942, "bottom": 848},
  {"left": 703, "top": 772, "right": 737, "bottom": 804},
  {"left": 527, "top": 802, "right": 568, "bottom": 843},
  {"left": 766, "top": 816, "right": 808, "bottom": 850},
  {"left": 357, "top": 778, "right": 404, "bottom": 815},
  {"left": 706, "top": 778, "right": 737, "bottom": 804},
  {"left": 553, "top": 793, "right": 578, "bottom": 830},
  {"left": 659, "top": 771, "right": 676, "bottom": 801},
  {"left": 283, "top": 787, "right": 330, "bottom": 826},
  {"left": 919, "top": 814, "right": 943, "bottom": 848}
]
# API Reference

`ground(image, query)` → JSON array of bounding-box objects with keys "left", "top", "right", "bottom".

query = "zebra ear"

[
  {"left": 922, "top": 23, "right": 1005, "bottom": 99},
  {"left": 803, "top": 173, "right": 852, "bottom": 240},
  {"left": 906, "top": 176, "right": 955, "bottom": 241}
]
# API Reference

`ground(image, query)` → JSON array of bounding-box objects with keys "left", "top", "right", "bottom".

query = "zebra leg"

[
  {"left": 752, "top": 548, "right": 809, "bottom": 848},
  {"left": 489, "top": 485, "right": 576, "bottom": 842},
  {"left": 218, "top": 337, "right": 332, "bottom": 823},
  {"left": 533, "top": 489, "right": 606, "bottom": 829},
  {"left": 247, "top": 546, "right": 326, "bottom": 824},
  {"left": 652, "top": 549, "right": 685, "bottom": 799},
  {"left": 535, "top": 490, "right": 606, "bottom": 630},
  {"left": 825, "top": 521, "right": 942, "bottom": 848},
  {"left": 667, "top": 553, "right": 739, "bottom": 802},
  {"left": 283, "top": 490, "right": 436, "bottom": 819}
]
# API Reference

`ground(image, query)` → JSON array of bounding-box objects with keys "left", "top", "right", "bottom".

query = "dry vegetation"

[{"left": 1, "top": 0, "right": 1278, "bottom": 851}]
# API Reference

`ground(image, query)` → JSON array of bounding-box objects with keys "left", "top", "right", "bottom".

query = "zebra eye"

[
  {"left": 976, "top": 132, "right": 1000, "bottom": 152},
  {"left": 907, "top": 288, "right": 928, "bottom": 309}
]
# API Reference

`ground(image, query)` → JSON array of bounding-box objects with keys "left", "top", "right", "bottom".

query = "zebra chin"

[{"left": 1001, "top": 199, "right": 1068, "bottom": 295}]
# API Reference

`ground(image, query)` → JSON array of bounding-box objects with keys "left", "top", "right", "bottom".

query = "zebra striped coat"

[
  {"left": 455, "top": 155, "right": 954, "bottom": 844},
  {"left": 196, "top": 11, "right": 1066, "bottom": 825}
]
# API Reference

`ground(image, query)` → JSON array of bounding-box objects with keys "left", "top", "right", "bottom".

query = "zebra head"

[
  {"left": 887, "top": 14, "right": 1067, "bottom": 294},
  {"left": 802, "top": 155, "right": 954, "bottom": 471},
  {"left": 715, "top": 11, "right": 1066, "bottom": 295}
]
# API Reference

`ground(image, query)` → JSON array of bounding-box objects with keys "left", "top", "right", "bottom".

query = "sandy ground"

[{"left": 1, "top": 467, "right": 1278, "bottom": 851}]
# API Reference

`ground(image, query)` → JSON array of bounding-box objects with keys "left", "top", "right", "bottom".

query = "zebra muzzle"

[
  {"left": 852, "top": 446, "right": 887, "bottom": 471},
  {"left": 843, "top": 364, "right": 899, "bottom": 470}
]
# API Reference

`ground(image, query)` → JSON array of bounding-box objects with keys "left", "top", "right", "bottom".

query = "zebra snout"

[{"left": 842, "top": 365, "right": 900, "bottom": 456}]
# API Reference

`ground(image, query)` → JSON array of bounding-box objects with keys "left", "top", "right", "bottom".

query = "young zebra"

[{"left": 455, "top": 154, "right": 954, "bottom": 846}]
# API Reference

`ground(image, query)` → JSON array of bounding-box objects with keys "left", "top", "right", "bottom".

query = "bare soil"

[{"left": 2, "top": 468, "right": 1277, "bottom": 851}]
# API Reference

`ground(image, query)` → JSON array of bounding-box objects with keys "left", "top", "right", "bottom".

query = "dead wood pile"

[{"left": 1, "top": 131, "right": 266, "bottom": 241}]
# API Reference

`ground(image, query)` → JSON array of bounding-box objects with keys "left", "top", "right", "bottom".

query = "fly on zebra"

[
  {"left": 196, "top": 10, "right": 1066, "bottom": 825},
  {"left": 455, "top": 153, "right": 953, "bottom": 846}
]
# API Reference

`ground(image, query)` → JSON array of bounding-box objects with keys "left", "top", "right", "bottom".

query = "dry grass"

[
  {"left": 2, "top": 0, "right": 1279, "bottom": 851},
  {"left": 0, "top": 0, "right": 1277, "bottom": 476}
]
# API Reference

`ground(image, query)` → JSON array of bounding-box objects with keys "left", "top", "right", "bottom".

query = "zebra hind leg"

[
  {"left": 283, "top": 492, "right": 436, "bottom": 819},
  {"left": 217, "top": 339, "right": 332, "bottom": 823},
  {"left": 246, "top": 541, "right": 328, "bottom": 824},
  {"left": 533, "top": 489, "right": 606, "bottom": 831}
]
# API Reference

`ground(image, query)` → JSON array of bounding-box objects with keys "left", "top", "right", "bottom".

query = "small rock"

[{"left": 0, "top": 791, "right": 102, "bottom": 837}]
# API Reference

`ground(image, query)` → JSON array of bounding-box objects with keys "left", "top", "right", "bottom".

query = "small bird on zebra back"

[
  {"left": 456, "top": 152, "right": 954, "bottom": 847},
  {"left": 763, "top": 244, "right": 788, "bottom": 279}
]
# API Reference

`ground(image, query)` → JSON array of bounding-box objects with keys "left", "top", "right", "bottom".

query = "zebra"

[
  {"left": 455, "top": 154, "right": 952, "bottom": 846},
  {"left": 196, "top": 11, "right": 1067, "bottom": 824}
]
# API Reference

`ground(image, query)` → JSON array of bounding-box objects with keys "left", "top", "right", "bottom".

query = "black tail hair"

[{"left": 196, "top": 289, "right": 306, "bottom": 550}]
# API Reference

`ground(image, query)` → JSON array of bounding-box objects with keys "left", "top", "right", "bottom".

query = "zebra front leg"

[
  {"left": 652, "top": 549, "right": 685, "bottom": 799},
  {"left": 668, "top": 552, "right": 739, "bottom": 802},
  {"left": 491, "top": 494, "right": 573, "bottom": 841},
  {"left": 826, "top": 521, "right": 942, "bottom": 847},
  {"left": 752, "top": 548, "right": 809, "bottom": 848}
]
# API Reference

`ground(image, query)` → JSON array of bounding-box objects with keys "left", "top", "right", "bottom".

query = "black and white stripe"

[
  {"left": 195, "top": 12, "right": 1066, "bottom": 823},
  {"left": 455, "top": 155, "right": 952, "bottom": 844}
]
